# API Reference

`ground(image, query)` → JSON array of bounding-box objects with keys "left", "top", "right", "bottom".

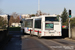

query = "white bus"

[{"left": 21, "top": 15, "right": 62, "bottom": 38}]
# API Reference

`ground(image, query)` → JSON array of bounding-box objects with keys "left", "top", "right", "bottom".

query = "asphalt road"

[
  {"left": 2, "top": 31, "right": 49, "bottom": 50},
  {"left": 2, "top": 31, "right": 75, "bottom": 50},
  {"left": 32, "top": 36, "right": 75, "bottom": 50},
  {"left": 22, "top": 36, "right": 50, "bottom": 50}
]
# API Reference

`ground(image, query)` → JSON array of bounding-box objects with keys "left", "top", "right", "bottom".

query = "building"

[
  {"left": 11, "top": 23, "right": 21, "bottom": 27},
  {"left": 21, "top": 14, "right": 30, "bottom": 18},
  {"left": 0, "top": 14, "right": 8, "bottom": 21}
]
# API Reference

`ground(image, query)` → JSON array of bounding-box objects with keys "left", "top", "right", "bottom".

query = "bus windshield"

[
  {"left": 45, "top": 17, "right": 59, "bottom": 21},
  {"left": 45, "top": 23, "right": 54, "bottom": 30}
]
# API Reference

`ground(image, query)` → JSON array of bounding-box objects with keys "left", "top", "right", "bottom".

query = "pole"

[
  {"left": 69, "top": 17, "right": 71, "bottom": 38},
  {"left": 38, "top": 0, "right": 40, "bottom": 15},
  {"left": 7, "top": 15, "right": 9, "bottom": 36},
  {"left": 7, "top": 15, "right": 10, "bottom": 36}
]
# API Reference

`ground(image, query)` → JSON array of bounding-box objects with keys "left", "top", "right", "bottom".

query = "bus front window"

[{"left": 45, "top": 23, "right": 54, "bottom": 30}]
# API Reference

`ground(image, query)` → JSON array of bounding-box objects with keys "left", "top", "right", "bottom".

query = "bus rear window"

[
  {"left": 45, "top": 17, "right": 59, "bottom": 21},
  {"left": 45, "top": 23, "right": 54, "bottom": 30}
]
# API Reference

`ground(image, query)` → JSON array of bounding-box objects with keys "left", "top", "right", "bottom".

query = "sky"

[{"left": 0, "top": 0, "right": 75, "bottom": 17}]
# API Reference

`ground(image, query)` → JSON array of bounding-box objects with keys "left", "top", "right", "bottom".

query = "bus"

[{"left": 21, "top": 15, "right": 62, "bottom": 38}]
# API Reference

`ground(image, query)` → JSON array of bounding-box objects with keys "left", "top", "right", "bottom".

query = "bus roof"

[
  {"left": 22, "top": 15, "right": 58, "bottom": 20},
  {"left": 31, "top": 15, "right": 57, "bottom": 18},
  {"left": 40, "top": 15, "right": 57, "bottom": 17}
]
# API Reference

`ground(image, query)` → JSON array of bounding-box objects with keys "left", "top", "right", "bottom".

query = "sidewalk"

[
  {"left": 0, "top": 35, "right": 12, "bottom": 50},
  {"left": 65, "top": 37, "right": 75, "bottom": 42}
]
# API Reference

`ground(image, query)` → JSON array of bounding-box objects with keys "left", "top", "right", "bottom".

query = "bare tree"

[{"left": 11, "top": 12, "right": 18, "bottom": 19}]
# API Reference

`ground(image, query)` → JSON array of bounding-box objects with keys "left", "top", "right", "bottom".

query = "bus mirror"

[{"left": 20, "top": 21, "right": 23, "bottom": 23}]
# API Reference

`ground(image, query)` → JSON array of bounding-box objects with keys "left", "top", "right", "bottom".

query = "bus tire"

[
  {"left": 30, "top": 29, "right": 33, "bottom": 37},
  {"left": 38, "top": 31, "right": 41, "bottom": 39},
  {"left": 23, "top": 29, "right": 26, "bottom": 35}
]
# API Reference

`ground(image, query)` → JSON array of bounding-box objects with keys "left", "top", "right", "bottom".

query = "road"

[{"left": 1, "top": 31, "right": 75, "bottom": 50}]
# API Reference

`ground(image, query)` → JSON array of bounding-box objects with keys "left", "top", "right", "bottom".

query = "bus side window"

[{"left": 35, "top": 19, "right": 41, "bottom": 29}]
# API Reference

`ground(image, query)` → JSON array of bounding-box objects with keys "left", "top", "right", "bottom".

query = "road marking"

[
  {"left": 47, "top": 39, "right": 75, "bottom": 50},
  {"left": 32, "top": 37, "right": 75, "bottom": 50},
  {"left": 53, "top": 39, "right": 75, "bottom": 47},
  {"left": 33, "top": 37, "right": 55, "bottom": 50}
]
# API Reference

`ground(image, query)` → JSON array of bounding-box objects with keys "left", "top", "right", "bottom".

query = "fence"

[
  {"left": 62, "top": 29, "right": 68, "bottom": 38},
  {"left": 71, "top": 27, "right": 75, "bottom": 39}
]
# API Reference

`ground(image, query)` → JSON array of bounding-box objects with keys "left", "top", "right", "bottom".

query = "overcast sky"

[{"left": 0, "top": 0, "right": 75, "bottom": 17}]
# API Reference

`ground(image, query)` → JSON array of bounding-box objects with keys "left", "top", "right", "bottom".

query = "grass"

[{"left": 9, "top": 27, "right": 21, "bottom": 31}]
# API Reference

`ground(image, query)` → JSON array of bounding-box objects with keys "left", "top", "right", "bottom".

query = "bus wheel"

[
  {"left": 30, "top": 30, "right": 33, "bottom": 37},
  {"left": 23, "top": 29, "right": 26, "bottom": 35},
  {"left": 30, "top": 33, "right": 32, "bottom": 36},
  {"left": 38, "top": 31, "right": 41, "bottom": 39}
]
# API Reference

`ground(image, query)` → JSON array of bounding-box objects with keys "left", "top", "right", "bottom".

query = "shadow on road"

[
  {"left": 42, "top": 36, "right": 65, "bottom": 39},
  {"left": 1, "top": 31, "right": 23, "bottom": 50},
  {"left": 23, "top": 33, "right": 66, "bottom": 39}
]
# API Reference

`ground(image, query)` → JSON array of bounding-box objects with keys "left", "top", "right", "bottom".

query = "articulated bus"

[{"left": 21, "top": 15, "right": 62, "bottom": 38}]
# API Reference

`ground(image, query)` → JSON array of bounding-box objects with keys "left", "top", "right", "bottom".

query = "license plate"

[{"left": 49, "top": 32, "right": 54, "bottom": 33}]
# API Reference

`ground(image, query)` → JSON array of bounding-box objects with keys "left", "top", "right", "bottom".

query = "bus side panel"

[
  {"left": 41, "top": 21, "right": 45, "bottom": 36},
  {"left": 24, "top": 27, "right": 29, "bottom": 34},
  {"left": 24, "top": 27, "right": 33, "bottom": 34},
  {"left": 34, "top": 29, "right": 42, "bottom": 36}
]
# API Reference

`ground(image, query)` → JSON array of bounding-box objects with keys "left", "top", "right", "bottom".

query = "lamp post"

[
  {"left": 7, "top": 15, "right": 10, "bottom": 36},
  {"left": 38, "top": 0, "right": 40, "bottom": 16}
]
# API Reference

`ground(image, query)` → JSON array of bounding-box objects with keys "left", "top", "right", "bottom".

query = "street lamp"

[
  {"left": 38, "top": 0, "right": 40, "bottom": 16},
  {"left": 7, "top": 15, "right": 10, "bottom": 36}
]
